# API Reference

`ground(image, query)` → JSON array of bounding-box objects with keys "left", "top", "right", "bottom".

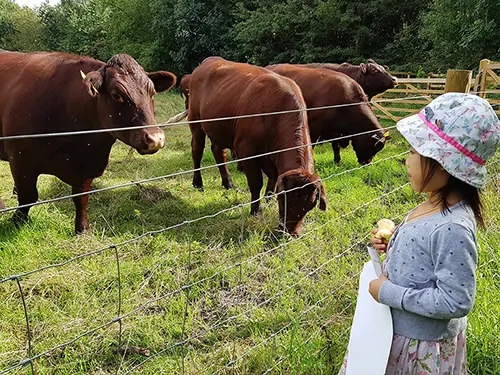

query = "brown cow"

[
  {"left": 266, "top": 64, "right": 388, "bottom": 167},
  {"left": 0, "top": 51, "right": 176, "bottom": 234},
  {"left": 188, "top": 57, "right": 326, "bottom": 235},
  {"left": 293, "top": 59, "right": 398, "bottom": 100}
]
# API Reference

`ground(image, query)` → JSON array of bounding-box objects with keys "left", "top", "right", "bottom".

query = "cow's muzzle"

[{"left": 137, "top": 130, "right": 165, "bottom": 154}]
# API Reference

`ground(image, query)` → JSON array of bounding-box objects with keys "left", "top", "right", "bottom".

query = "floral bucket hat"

[{"left": 397, "top": 92, "right": 500, "bottom": 189}]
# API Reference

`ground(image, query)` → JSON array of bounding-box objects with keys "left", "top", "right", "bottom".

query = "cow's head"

[
  {"left": 276, "top": 169, "right": 327, "bottom": 236},
  {"left": 81, "top": 54, "right": 176, "bottom": 154},
  {"left": 359, "top": 59, "right": 398, "bottom": 98},
  {"left": 351, "top": 129, "right": 390, "bottom": 165},
  {"left": 180, "top": 74, "right": 191, "bottom": 110}
]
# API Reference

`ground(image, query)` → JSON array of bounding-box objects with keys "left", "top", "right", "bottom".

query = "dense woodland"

[{"left": 1, "top": 0, "right": 500, "bottom": 78}]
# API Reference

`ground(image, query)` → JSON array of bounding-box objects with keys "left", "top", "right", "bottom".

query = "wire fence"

[
  {"left": 0, "top": 127, "right": 398, "bottom": 215},
  {"left": 1, "top": 92, "right": 499, "bottom": 374},
  {"left": 0, "top": 95, "right": 427, "bottom": 142},
  {"left": 0, "top": 148, "right": 410, "bottom": 373},
  {"left": 2, "top": 160, "right": 498, "bottom": 373},
  {"left": 0, "top": 177, "right": 410, "bottom": 373},
  {"left": 0, "top": 89, "right": 495, "bottom": 143}
]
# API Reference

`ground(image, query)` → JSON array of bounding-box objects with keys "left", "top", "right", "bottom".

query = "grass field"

[{"left": 0, "top": 92, "right": 499, "bottom": 374}]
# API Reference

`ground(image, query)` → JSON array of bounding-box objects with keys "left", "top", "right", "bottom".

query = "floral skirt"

[{"left": 337, "top": 330, "right": 467, "bottom": 375}]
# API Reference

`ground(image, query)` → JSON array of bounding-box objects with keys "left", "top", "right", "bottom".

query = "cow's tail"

[
  {"left": 166, "top": 110, "right": 188, "bottom": 124},
  {"left": 0, "top": 124, "right": 7, "bottom": 161}
]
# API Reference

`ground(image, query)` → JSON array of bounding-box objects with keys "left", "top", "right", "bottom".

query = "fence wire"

[
  {"left": 0, "top": 90, "right": 495, "bottom": 143},
  {"left": 0, "top": 165, "right": 412, "bottom": 374},
  {"left": 0, "top": 150, "right": 408, "bottom": 284},
  {"left": 0, "top": 126, "right": 397, "bottom": 215},
  {"left": 1, "top": 164, "right": 498, "bottom": 374},
  {"left": 0, "top": 95, "right": 426, "bottom": 142}
]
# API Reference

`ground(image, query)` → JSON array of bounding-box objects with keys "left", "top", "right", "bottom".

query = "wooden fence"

[
  {"left": 474, "top": 59, "right": 500, "bottom": 116},
  {"left": 372, "top": 59, "right": 500, "bottom": 121},
  {"left": 371, "top": 78, "right": 446, "bottom": 122}
]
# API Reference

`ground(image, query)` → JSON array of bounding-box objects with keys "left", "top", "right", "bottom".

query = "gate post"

[
  {"left": 476, "top": 59, "right": 491, "bottom": 98},
  {"left": 444, "top": 70, "right": 473, "bottom": 93}
]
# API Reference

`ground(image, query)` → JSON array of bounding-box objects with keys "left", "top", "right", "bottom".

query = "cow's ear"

[
  {"left": 81, "top": 70, "right": 103, "bottom": 97},
  {"left": 276, "top": 175, "right": 286, "bottom": 194},
  {"left": 360, "top": 63, "right": 367, "bottom": 74},
  {"left": 313, "top": 180, "right": 327, "bottom": 211},
  {"left": 148, "top": 71, "right": 177, "bottom": 93}
]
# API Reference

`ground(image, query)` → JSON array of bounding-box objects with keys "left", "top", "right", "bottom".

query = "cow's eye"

[{"left": 111, "top": 93, "right": 124, "bottom": 103}]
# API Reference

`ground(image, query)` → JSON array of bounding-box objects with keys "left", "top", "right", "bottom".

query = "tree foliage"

[{"left": 0, "top": 0, "right": 498, "bottom": 76}]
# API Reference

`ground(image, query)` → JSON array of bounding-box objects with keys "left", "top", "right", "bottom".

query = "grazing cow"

[
  {"left": 266, "top": 64, "right": 389, "bottom": 166},
  {"left": 188, "top": 57, "right": 326, "bottom": 235},
  {"left": 0, "top": 51, "right": 176, "bottom": 234},
  {"left": 294, "top": 59, "right": 398, "bottom": 100}
]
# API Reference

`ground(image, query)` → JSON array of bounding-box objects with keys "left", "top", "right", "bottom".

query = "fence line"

[
  {"left": 0, "top": 90, "right": 496, "bottom": 143},
  {"left": 122, "top": 234, "right": 370, "bottom": 375},
  {"left": 0, "top": 151, "right": 408, "bottom": 284},
  {"left": 0, "top": 95, "right": 428, "bottom": 142},
  {"left": 210, "top": 279, "right": 359, "bottom": 375},
  {"left": 373, "top": 84, "right": 499, "bottom": 122},
  {"left": 0, "top": 179, "right": 411, "bottom": 374},
  {"left": 2, "top": 89, "right": 497, "bottom": 216},
  {"left": 0, "top": 126, "right": 397, "bottom": 215},
  {"left": 124, "top": 198, "right": 418, "bottom": 374},
  {"left": 1, "top": 166, "right": 498, "bottom": 374}
]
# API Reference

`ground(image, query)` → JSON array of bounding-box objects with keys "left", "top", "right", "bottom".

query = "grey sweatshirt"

[{"left": 379, "top": 202, "right": 477, "bottom": 340}]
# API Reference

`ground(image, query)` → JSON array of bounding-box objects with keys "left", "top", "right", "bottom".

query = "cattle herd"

[{"left": 0, "top": 51, "right": 397, "bottom": 236}]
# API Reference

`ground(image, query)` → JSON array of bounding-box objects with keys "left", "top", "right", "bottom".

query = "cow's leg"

[
  {"left": 190, "top": 125, "right": 206, "bottom": 189},
  {"left": 10, "top": 171, "right": 39, "bottom": 227},
  {"left": 241, "top": 158, "right": 263, "bottom": 215},
  {"left": 211, "top": 142, "right": 233, "bottom": 189},
  {"left": 331, "top": 141, "right": 342, "bottom": 166},
  {"left": 231, "top": 149, "right": 244, "bottom": 172},
  {"left": 72, "top": 178, "right": 93, "bottom": 234},
  {"left": 261, "top": 160, "right": 277, "bottom": 199}
]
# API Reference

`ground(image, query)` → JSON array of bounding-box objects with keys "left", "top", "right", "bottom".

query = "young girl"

[{"left": 339, "top": 92, "right": 500, "bottom": 375}]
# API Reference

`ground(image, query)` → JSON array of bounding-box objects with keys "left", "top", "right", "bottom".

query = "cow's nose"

[
  {"left": 392, "top": 76, "right": 398, "bottom": 85},
  {"left": 146, "top": 131, "right": 165, "bottom": 151}
]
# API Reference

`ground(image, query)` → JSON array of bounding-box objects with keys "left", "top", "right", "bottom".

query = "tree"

[
  {"left": 236, "top": 0, "right": 314, "bottom": 65},
  {"left": 0, "top": 0, "right": 43, "bottom": 51},
  {"left": 422, "top": 0, "right": 500, "bottom": 71},
  {"left": 150, "top": 0, "right": 242, "bottom": 76}
]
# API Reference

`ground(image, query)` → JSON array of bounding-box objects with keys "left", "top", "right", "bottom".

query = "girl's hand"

[
  {"left": 369, "top": 274, "right": 388, "bottom": 303},
  {"left": 370, "top": 228, "right": 394, "bottom": 253}
]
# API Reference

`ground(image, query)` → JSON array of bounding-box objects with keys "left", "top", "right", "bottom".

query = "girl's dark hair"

[{"left": 420, "top": 156, "right": 484, "bottom": 227}]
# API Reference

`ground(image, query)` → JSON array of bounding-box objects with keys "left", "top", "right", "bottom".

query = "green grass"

[{"left": 0, "top": 92, "right": 499, "bottom": 374}]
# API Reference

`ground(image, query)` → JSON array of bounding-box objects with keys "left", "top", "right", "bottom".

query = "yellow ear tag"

[
  {"left": 80, "top": 70, "right": 99, "bottom": 94},
  {"left": 383, "top": 131, "right": 390, "bottom": 138}
]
